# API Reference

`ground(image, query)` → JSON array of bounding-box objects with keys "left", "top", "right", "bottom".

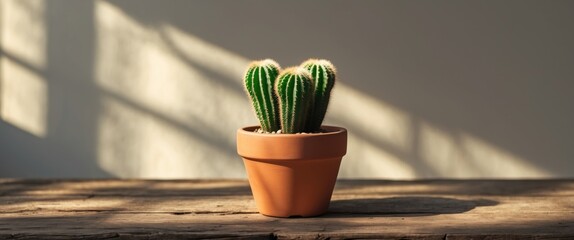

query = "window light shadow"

[
  {"left": 1, "top": 0, "right": 48, "bottom": 138},
  {"left": 73, "top": 1, "right": 574, "bottom": 178},
  {"left": 2, "top": 0, "right": 572, "bottom": 179},
  {"left": 94, "top": 1, "right": 252, "bottom": 178}
]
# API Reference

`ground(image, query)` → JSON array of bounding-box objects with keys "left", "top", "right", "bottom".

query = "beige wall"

[{"left": 1, "top": 0, "right": 573, "bottom": 179}]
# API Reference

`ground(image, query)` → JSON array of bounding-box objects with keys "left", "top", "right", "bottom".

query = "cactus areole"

[{"left": 243, "top": 59, "right": 336, "bottom": 134}]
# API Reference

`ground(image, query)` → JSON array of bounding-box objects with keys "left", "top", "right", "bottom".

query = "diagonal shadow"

[
  {"left": 329, "top": 196, "right": 497, "bottom": 216},
  {"left": 333, "top": 179, "right": 574, "bottom": 196},
  {"left": 98, "top": 87, "right": 237, "bottom": 160}
]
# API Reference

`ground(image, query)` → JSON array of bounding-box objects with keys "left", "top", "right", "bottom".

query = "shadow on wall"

[
  {"left": 1, "top": 0, "right": 573, "bottom": 178},
  {"left": 0, "top": 0, "right": 110, "bottom": 177}
]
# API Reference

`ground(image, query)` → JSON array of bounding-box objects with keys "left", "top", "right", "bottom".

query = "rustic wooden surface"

[{"left": 0, "top": 179, "right": 573, "bottom": 239}]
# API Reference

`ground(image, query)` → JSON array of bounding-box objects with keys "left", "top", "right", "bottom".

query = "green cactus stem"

[
  {"left": 243, "top": 59, "right": 281, "bottom": 132},
  {"left": 301, "top": 59, "right": 336, "bottom": 132},
  {"left": 275, "top": 67, "right": 314, "bottom": 134}
]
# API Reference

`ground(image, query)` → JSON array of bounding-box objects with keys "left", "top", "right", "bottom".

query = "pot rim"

[
  {"left": 237, "top": 125, "right": 347, "bottom": 160},
  {"left": 238, "top": 125, "right": 346, "bottom": 138}
]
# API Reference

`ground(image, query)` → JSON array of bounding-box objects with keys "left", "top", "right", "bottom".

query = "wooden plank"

[
  {"left": 1, "top": 179, "right": 573, "bottom": 239},
  {"left": 1, "top": 195, "right": 572, "bottom": 215},
  {"left": 1, "top": 211, "right": 573, "bottom": 236},
  {"left": 0, "top": 179, "right": 253, "bottom": 197}
]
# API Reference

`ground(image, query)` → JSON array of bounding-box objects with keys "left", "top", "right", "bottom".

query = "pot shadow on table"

[
  {"left": 327, "top": 196, "right": 498, "bottom": 217},
  {"left": 333, "top": 179, "right": 572, "bottom": 196}
]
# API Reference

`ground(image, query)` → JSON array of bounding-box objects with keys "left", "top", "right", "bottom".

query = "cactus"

[
  {"left": 243, "top": 59, "right": 281, "bottom": 132},
  {"left": 301, "top": 59, "right": 336, "bottom": 132},
  {"left": 243, "top": 58, "right": 337, "bottom": 134},
  {"left": 275, "top": 67, "right": 314, "bottom": 133}
]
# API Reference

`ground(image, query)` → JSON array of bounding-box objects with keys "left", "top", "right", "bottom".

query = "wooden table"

[{"left": 1, "top": 179, "right": 573, "bottom": 239}]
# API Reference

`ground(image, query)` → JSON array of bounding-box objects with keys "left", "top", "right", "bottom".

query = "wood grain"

[{"left": 1, "top": 179, "right": 573, "bottom": 239}]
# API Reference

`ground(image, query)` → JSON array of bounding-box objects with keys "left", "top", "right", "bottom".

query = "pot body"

[{"left": 237, "top": 126, "right": 347, "bottom": 217}]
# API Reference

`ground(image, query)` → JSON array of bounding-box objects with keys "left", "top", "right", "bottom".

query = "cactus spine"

[
  {"left": 275, "top": 67, "right": 314, "bottom": 134},
  {"left": 301, "top": 59, "right": 336, "bottom": 132},
  {"left": 244, "top": 59, "right": 281, "bottom": 132}
]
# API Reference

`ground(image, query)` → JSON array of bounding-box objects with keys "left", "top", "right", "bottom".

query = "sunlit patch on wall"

[
  {"left": 1, "top": 0, "right": 46, "bottom": 68},
  {"left": 418, "top": 121, "right": 460, "bottom": 176},
  {"left": 0, "top": 57, "right": 47, "bottom": 137},
  {"left": 327, "top": 83, "right": 547, "bottom": 179},
  {"left": 328, "top": 84, "right": 412, "bottom": 152},
  {"left": 459, "top": 133, "right": 550, "bottom": 178},
  {"left": 339, "top": 132, "right": 417, "bottom": 179},
  {"left": 95, "top": 1, "right": 250, "bottom": 129},
  {"left": 160, "top": 25, "right": 250, "bottom": 82},
  {"left": 94, "top": 1, "right": 251, "bottom": 178},
  {"left": 418, "top": 120, "right": 550, "bottom": 178},
  {"left": 0, "top": 0, "right": 47, "bottom": 137},
  {"left": 97, "top": 95, "right": 245, "bottom": 178},
  {"left": 328, "top": 84, "right": 415, "bottom": 178}
]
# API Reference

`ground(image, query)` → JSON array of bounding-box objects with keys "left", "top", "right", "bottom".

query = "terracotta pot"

[{"left": 237, "top": 125, "right": 347, "bottom": 217}]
